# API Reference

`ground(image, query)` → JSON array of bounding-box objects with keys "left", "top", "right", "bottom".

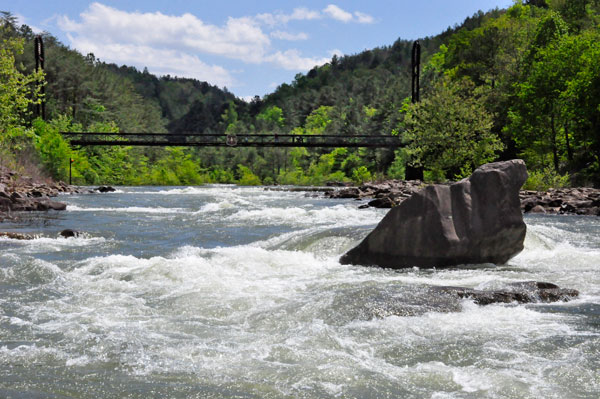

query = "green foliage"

[
  {"left": 352, "top": 166, "right": 372, "bottom": 184},
  {"left": 523, "top": 166, "right": 570, "bottom": 191},
  {"left": 208, "top": 167, "right": 235, "bottom": 183},
  {"left": 32, "top": 117, "right": 75, "bottom": 181},
  {"left": 401, "top": 78, "right": 503, "bottom": 180},
  {"left": 386, "top": 150, "right": 406, "bottom": 179},
  {"left": 256, "top": 106, "right": 285, "bottom": 129},
  {"left": 508, "top": 22, "right": 600, "bottom": 175},
  {"left": 0, "top": 25, "right": 43, "bottom": 169},
  {"left": 4, "top": 4, "right": 600, "bottom": 188},
  {"left": 304, "top": 106, "right": 333, "bottom": 134},
  {"left": 236, "top": 165, "right": 261, "bottom": 186},
  {"left": 0, "top": 30, "right": 42, "bottom": 131}
]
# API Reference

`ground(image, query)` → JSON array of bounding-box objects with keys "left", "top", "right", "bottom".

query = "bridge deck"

[{"left": 61, "top": 132, "right": 403, "bottom": 148}]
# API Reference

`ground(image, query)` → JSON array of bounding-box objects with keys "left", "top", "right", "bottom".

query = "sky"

[{"left": 7, "top": 1, "right": 513, "bottom": 100}]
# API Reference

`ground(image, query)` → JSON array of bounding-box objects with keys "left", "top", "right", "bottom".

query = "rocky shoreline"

[
  {"left": 326, "top": 180, "right": 600, "bottom": 216},
  {"left": 0, "top": 166, "right": 105, "bottom": 221},
  {"left": 2, "top": 163, "right": 599, "bottom": 221},
  {"left": 1, "top": 167, "right": 68, "bottom": 220}
]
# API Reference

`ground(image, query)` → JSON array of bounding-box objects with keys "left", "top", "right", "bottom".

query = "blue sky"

[{"left": 8, "top": 1, "right": 513, "bottom": 100}]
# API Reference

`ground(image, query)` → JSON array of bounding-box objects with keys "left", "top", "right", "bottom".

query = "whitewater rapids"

[{"left": 1, "top": 186, "right": 598, "bottom": 398}]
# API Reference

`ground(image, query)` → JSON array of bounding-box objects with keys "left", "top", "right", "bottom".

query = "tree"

[
  {"left": 561, "top": 31, "right": 600, "bottom": 178},
  {"left": 401, "top": 78, "right": 502, "bottom": 179},
  {"left": 256, "top": 106, "right": 285, "bottom": 130},
  {"left": 0, "top": 27, "right": 42, "bottom": 130},
  {"left": 508, "top": 11, "right": 570, "bottom": 172},
  {"left": 508, "top": 20, "right": 600, "bottom": 178},
  {"left": 0, "top": 24, "right": 43, "bottom": 167}
]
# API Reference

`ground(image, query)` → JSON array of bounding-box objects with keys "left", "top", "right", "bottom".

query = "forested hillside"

[{"left": 1, "top": 1, "right": 599, "bottom": 187}]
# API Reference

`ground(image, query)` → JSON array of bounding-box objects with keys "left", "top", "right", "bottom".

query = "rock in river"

[
  {"left": 95, "top": 186, "right": 116, "bottom": 193},
  {"left": 340, "top": 160, "right": 528, "bottom": 268},
  {"left": 59, "top": 229, "right": 79, "bottom": 238}
]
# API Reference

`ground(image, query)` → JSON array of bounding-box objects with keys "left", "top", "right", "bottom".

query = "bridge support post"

[
  {"left": 34, "top": 35, "right": 46, "bottom": 120},
  {"left": 406, "top": 40, "right": 424, "bottom": 181},
  {"left": 411, "top": 40, "right": 421, "bottom": 103}
]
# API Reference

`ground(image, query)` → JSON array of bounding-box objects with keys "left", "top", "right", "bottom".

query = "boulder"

[
  {"left": 59, "top": 229, "right": 79, "bottom": 238},
  {"left": 367, "top": 197, "right": 395, "bottom": 209},
  {"left": 331, "top": 187, "right": 361, "bottom": 199},
  {"left": 530, "top": 205, "right": 546, "bottom": 214},
  {"left": 11, "top": 198, "right": 35, "bottom": 211},
  {"left": 10, "top": 191, "right": 24, "bottom": 201},
  {"left": 95, "top": 186, "right": 116, "bottom": 193},
  {"left": 340, "top": 160, "right": 528, "bottom": 268},
  {"left": 37, "top": 200, "right": 67, "bottom": 211},
  {"left": 0, "top": 197, "right": 12, "bottom": 212}
]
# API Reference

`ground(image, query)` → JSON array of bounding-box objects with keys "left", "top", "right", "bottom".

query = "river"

[{"left": 1, "top": 185, "right": 598, "bottom": 398}]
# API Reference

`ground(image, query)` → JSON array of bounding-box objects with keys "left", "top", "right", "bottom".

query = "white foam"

[
  {"left": 2, "top": 187, "right": 599, "bottom": 396},
  {"left": 66, "top": 355, "right": 91, "bottom": 367},
  {"left": 0, "top": 344, "right": 66, "bottom": 364},
  {"left": 1, "top": 235, "right": 109, "bottom": 255},
  {"left": 193, "top": 201, "right": 235, "bottom": 214},
  {"left": 227, "top": 204, "right": 383, "bottom": 227},
  {"left": 67, "top": 205, "right": 188, "bottom": 214},
  {"left": 153, "top": 186, "right": 209, "bottom": 195},
  {"left": 8, "top": 316, "right": 32, "bottom": 326}
]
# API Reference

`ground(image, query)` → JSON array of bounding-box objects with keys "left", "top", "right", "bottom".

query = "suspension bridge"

[
  {"left": 33, "top": 35, "right": 422, "bottom": 150},
  {"left": 60, "top": 132, "right": 405, "bottom": 148}
]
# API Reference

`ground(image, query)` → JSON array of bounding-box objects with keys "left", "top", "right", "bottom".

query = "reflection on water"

[{"left": 0, "top": 186, "right": 599, "bottom": 398}]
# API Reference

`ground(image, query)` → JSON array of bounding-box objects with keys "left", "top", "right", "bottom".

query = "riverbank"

[
  {"left": 0, "top": 166, "right": 80, "bottom": 221},
  {"left": 326, "top": 180, "right": 600, "bottom": 216},
  {"left": 2, "top": 167, "right": 599, "bottom": 220}
]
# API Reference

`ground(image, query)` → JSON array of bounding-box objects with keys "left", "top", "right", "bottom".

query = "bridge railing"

[{"left": 61, "top": 132, "right": 404, "bottom": 148}]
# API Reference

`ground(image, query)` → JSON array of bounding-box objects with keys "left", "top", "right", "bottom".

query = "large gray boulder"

[{"left": 340, "top": 160, "right": 528, "bottom": 268}]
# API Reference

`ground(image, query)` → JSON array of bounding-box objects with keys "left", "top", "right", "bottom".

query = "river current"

[{"left": 0, "top": 185, "right": 598, "bottom": 398}]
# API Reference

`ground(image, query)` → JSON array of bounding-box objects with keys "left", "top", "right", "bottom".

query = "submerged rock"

[
  {"left": 0, "top": 230, "right": 82, "bottom": 240},
  {"left": 59, "top": 229, "right": 79, "bottom": 238},
  {"left": 335, "top": 281, "right": 579, "bottom": 321},
  {"left": 340, "top": 160, "right": 528, "bottom": 268},
  {"left": 95, "top": 186, "right": 116, "bottom": 193},
  {"left": 0, "top": 232, "right": 35, "bottom": 240},
  {"left": 434, "top": 281, "right": 579, "bottom": 306}
]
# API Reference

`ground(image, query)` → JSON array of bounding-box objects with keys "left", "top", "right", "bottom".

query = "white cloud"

[
  {"left": 323, "top": 5, "right": 353, "bottom": 23},
  {"left": 266, "top": 49, "right": 338, "bottom": 71},
  {"left": 55, "top": 2, "right": 371, "bottom": 89},
  {"left": 240, "top": 95, "right": 257, "bottom": 103},
  {"left": 14, "top": 13, "right": 43, "bottom": 33},
  {"left": 289, "top": 7, "right": 322, "bottom": 22},
  {"left": 58, "top": 3, "right": 270, "bottom": 63},
  {"left": 270, "top": 30, "right": 309, "bottom": 41},
  {"left": 354, "top": 11, "right": 375, "bottom": 24},
  {"left": 256, "top": 5, "right": 374, "bottom": 26},
  {"left": 323, "top": 5, "right": 374, "bottom": 24},
  {"left": 68, "top": 36, "right": 234, "bottom": 87},
  {"left": 255, "top": 7, "right": 321, "bottom": 26}
]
